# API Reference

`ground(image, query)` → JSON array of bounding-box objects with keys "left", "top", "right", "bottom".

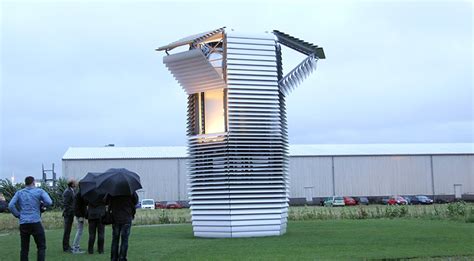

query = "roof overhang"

[{"left": 156, "top": 27, "right": 226, "bottom": 52}]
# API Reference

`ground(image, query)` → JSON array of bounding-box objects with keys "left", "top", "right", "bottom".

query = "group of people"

[
  {"left": 62, "top": 179, "right": 107, "bottom": 254},
  {"left": 8, "top": 176, "right": 139, "bottom": 261}
]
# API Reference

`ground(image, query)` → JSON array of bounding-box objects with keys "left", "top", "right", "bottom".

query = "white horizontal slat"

[{"left": 163, "top": 49, "right": 226, "bottom": 95}]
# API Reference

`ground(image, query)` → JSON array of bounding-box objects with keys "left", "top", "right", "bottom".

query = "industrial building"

[{"left": 62, "top": 143, "right": 473, "bottom": 204}]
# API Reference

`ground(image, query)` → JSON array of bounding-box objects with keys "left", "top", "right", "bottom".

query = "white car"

[{"left": 141, "top": 199, "right": 155, "bottom": 209}]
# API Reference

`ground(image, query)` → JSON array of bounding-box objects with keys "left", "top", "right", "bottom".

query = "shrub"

[
  {"left": 0, "top": 179, "right": 24, "bottom": 203},
  {"left": 159, "top": 209, "right": 171, "bottom": 224},
  {"left": 446, "top": 201, "right": 467, "bottom": 217},
  {"left": 399, "top": 205, "right": 408, "bottom": 217},
  {"left": 357, "top": 207, "right": 368, "bottom": 219},
  {"left": 465, "top": 208, "right": 474, "bottom": 223}
]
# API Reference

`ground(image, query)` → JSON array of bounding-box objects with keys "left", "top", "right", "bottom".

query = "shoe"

[
  {"left": 63, "top": 248, "right": 73, "bottom": 253},
  {"left": 72, "top": 249, "right": 85, "bottom": 254}
]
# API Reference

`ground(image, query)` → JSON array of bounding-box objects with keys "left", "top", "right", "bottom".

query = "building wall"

[
  {"left": 63, "top": 154, "right": 474, "bottom": 201},
  {"left": 433, "top": 155, "right": 474, "bottom": 195},
  {"left": 289, "top": 156, "right": 333, "bottom": 198},
  {"left": 333, "top": 155, "right": 433, "bottom": 196}
]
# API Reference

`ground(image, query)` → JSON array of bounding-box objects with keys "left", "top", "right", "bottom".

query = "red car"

[
  {"left": 166, "top": 201, "right": 183, "bottom": 209},
  {"left": 155, "top": 201, "right": 166, "bottom": 209},
  {"left": 387, "top": 196, "right": 408, "bottom": 205},
  {"left": 343, "top": 197, "right": 357, "bottom": 206}
]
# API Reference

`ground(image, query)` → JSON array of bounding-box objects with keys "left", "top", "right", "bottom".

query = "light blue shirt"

[{"left": 8, "top": 186, "right": 53, "bottom": 224}]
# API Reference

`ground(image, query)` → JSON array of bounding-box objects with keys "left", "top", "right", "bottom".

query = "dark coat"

[
  {"left": 62, "top": 187, "right": 75, "bottom": 217},
  {"left": 73, "top": 191, "right": 87, "bottom": 218},
  {"left": 87, "top": 203, "right": 106, "bottom": 220},
  {"left": 106, "top": 192, "right": 138, "bottom": 224}
]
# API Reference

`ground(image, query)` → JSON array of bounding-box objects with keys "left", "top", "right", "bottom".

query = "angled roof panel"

[
  {"left": 273, "top": 30, "right": 325, "bottom": 59},
  {"left": 156, "top": 27, "right": 226, "bottom": 51},
  {"left": 163, "top": 49, "right": 226, "bottom": 94}
]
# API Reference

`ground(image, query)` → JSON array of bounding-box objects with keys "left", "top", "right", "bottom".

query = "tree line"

[{"left": 0, "top": 177, "right": 68, "bottom": 209}]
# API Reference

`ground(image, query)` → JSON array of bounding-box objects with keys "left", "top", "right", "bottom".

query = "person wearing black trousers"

[
  {"left": 87, "top": 202, "right": 106, "bottom": 254},
  {"left": 62, "top": 179, "right": 77, "bottom": 252}
]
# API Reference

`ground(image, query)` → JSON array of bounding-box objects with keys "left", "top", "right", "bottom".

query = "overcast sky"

[{"left": 1, "top": 0, "right": 472, "bottom": 180}]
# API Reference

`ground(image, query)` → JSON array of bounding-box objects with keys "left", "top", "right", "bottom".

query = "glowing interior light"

[{"left": 204, "top": 88, "right": 225, "bottom": 134}]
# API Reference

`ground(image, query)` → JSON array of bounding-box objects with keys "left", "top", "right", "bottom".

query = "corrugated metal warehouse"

[{"left": 62, "top": 143, "right": 474, "bottom": 204}]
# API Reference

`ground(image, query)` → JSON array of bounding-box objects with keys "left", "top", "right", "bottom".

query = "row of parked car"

[
  {"left": 322, "top": 196, "right": 367, "bottom": 207},
  {"left": 381, "top": 195, "right": 434, "bottom": 205},
  {"left": 321, "top": 195, "right": 435, "bottom": 207},
  {"left": 137, "top": 199, "right": 183, "bottom": 209}
]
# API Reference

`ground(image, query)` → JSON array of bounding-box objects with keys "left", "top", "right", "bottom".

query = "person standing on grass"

[
  {"left": 86, "top": 200, "right": 106, "bottom": 254},
  {"left": 106, "top": 192, "right": 139, "bottom": 261},
  {"left": 62, "top": 179, "right": 77, "bottom": 252},
  {"left": 71, "top": 187, "right": 87, "bottom": 254},
  {"left": 8, "top": 176, "right": 53, "bottom": 261}
]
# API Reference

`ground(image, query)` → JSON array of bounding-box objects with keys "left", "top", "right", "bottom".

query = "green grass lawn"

[{"left": 0, "top": 219, "right": 473, "bottom": 260}]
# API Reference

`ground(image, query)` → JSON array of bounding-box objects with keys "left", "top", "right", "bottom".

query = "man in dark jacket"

[
  {"left": 107, "top": 192, "right": 138, "bottom": 261},
  {"left": 62, "top": 179, "right": 76, "bottom": 252},
  {"left": 87, "top": 201, "right": 106, "bottom": 254}
]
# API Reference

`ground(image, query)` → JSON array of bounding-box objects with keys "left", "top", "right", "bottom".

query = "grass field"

[{"left": 0, "top": 219, "right": 473, "bottom": 260}]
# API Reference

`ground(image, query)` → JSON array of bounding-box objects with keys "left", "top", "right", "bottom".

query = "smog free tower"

[{"left": 157, "top": 27, "right": 325, "bottom": 238}]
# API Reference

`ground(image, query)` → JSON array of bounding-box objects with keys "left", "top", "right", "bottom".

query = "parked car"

[
  {"left": 141, "top": 199, "right": 155, "bottom": 209},
  {"left": 357, "top": 197, "right": 369, "bottom": 205},
  {"left": 343, "top": 197, "right": 357, "bottom": 206},
  {"left": 411, "top": 195, "right": 434, "bottom": 205},
  {"left": 166, "top": 201, "right": 183, "bottom": 209},
  {"left": 435, "top": 198, "right": 449, "bottom": 204},
  {"left": 155, "top": 201, "right": 166, "bottom": 209},
  {"left": 387, "top": 196, "right": 408, "bottom": 205},
  {"left": 403, "top": 195, "right": 414, "bottom": 205},
  {"left": 324, "top": 196, "right": 345, "bottom": 207}
]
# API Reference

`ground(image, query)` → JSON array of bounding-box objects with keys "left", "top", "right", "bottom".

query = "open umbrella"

[
  {"left": 79, "top": 172, "right": 106, "bottom": 204},
  {"left": 95, "top": 168, "right": 142, "bottom": 197}
]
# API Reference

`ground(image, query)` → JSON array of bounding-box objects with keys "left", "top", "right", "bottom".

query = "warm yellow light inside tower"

[{"left": 203, "top": 88, "right": 225, "bottom": 134}]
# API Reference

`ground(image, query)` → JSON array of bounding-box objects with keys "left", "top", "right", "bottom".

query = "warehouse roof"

[{"left": 63, "top": 143, "right": 474, "bottom": 160}]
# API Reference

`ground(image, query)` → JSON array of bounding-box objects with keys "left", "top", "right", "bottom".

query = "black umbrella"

[
  {"left": 95, "top": 168, "right": 142, "bottom": 197},
  {"left": 79, "top": 172, "right": 106, "bottom": 204}
]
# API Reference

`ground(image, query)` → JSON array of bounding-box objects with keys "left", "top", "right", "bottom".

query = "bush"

[
  {"left": 0, "top": 179, "right": 24, "bottom": 203},
  {"left": 159, "top": 209, "right": 171, "bottom": 224},
  {"left": 357, "top": 207, "right": 368, "bottom": 219},
  {"left": 446, "top": 201, "right": 467, "bottom": 217},
  {"left": 465, "top": 208, "right": 474, "bottom": 223}
]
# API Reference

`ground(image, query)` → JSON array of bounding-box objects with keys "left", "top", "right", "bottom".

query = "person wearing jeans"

[
  {"left": 111, "top": 223, "right": 131, "bottom": 260},
  {"left": 72, "top": 190, "right": 87, "bottom": 254},
  {"left": 72, "top": 217, "right": 85, "bottom": 254},
  {"left": 8, "top": 176, "right": 53, "bottom": 261},
  {"left": 87, "top": 203, "right": 106, "bottom": 254},
  {"left": 106, "top": 192, "right": 138, "bottom": 261}
]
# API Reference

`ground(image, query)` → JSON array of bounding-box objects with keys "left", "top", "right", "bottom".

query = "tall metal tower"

[{"left": 157, "top": 27, "right": 325, "bottom": 238}]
